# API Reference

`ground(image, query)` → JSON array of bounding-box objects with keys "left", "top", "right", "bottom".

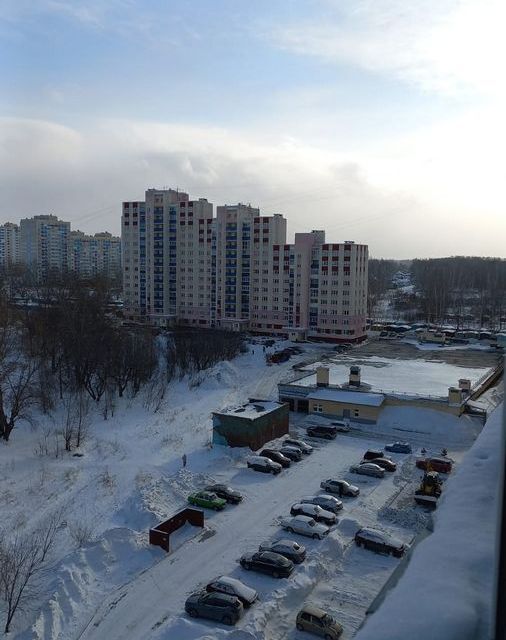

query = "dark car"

[
  {"left": 259, "top": 538, "right": 306, "bottom": 564},
  {"left": 205, "top": 576, "right": 257, "bottom": 607},
  {"left": 185, "top": 590, "right": 243, "bottom": 625},
  {"left": 204, "top": 484, "right": 243, "bottom": 504},
  {"left": 240, "top": 551, "right": 294, "bottom": 578},
  {"left": 416, "top": 457, "right": 452, "bottom": 473},
  {"left": 354, "top": 528, "right": 406, "bottom": 557},
  {"left": 290, "top": 503, "right": 337, "bottom": 526},
  {"left": 284, "top": 438, "right": 313, "bottom": 454},
  {"left": 363, "top": 449, "right": 385, "bottom": 461},
  {"left": 278, "top": 445, "right": 302, "bottom": 461},
  {"left": 260, "top": 448, "right": 291, "bottom": 468},
  {"left": 385, "top": 442, "right": 412, "bottom": 454},
  {"left": 306, "top": 425, "right": 337, "bottom": 440},
  {"left": 363, "top": 457, "right": 396, "bottom": 472}
]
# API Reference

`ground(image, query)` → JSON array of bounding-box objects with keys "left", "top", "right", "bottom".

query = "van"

[{"left": 296, "top": 604, "right": 343, "bottom": 638}]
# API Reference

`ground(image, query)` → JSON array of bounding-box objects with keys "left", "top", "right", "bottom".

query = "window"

[
  {"left": 354, "top": 409, "right": 360, "bottom": 417},
  {"left": 314, "top": 403, "right": 323, "bottom": 413}
]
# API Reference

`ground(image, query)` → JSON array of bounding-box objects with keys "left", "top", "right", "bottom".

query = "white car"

[
  {"left": 246, "top": 455, "right": 282, "bottom": 474},
  {"left": 284, "top": 438, "right": 313, "bottom": 454},
  {"left": 258, "top": 539, "right": 306, "bottom": 563},
  {"left": 280, "top": 515, "right": 329, "bottom": 540},
  {"left": 290, "top": 503, "right": 337, "bottom": 526},
  {"left": 206, "top": 576, "right": 258, "bottom": 607},
  {"left": 349, "top": 463, "right": 385, "bottom": 478},
  {"left": 330, "top": 420, "right": 351, "bottom": 433},
  {"left": 301, "top": 494, "right": 343, "bottom": 514}
]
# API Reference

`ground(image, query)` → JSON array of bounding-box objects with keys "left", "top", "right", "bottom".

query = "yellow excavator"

[{"left": 414, "top": 469, "right": 442, "bottom": 508}]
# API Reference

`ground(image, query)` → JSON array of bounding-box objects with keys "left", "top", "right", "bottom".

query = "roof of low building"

[
  {"left": 213, "top": 400, "right": 284, "bottom": 419},
  {"left": 307, "top": 388, "right": 385, "bottom": 407}
]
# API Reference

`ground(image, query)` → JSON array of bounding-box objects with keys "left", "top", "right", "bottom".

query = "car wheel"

[
  {"left": 296, "top": 623, "right": 304, "bottom": 631},
  {"left": 222, "top": 615, "right": 233, "bottom": 626},
  {"left": 324, "top": 634, "right": 334, "bottom": 640},
  {"left": 272, "top": 570, "right": 280, "bottom": 578},
  {"left": 313, "top": 533, "right": 320, "bottom": 540},
  {"left": 243, "top": 562, "right": 252, "bottom": 570},
  {"left": 287, "top": 527, "right": 294, "bottom": 533},
  {"left": 356, "top": 539, "right": 361, "bottom": 547},
  {"left": 188, "top": 608, "right": 198, "bottom": 618}
]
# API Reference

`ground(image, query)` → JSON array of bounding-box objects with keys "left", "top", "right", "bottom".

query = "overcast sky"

[{"left": 1, "top": 0, "right": 505, "bottom": 258}]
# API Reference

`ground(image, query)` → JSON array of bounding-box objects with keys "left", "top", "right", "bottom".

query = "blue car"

[{"left": 385, "top": 442, "right": 412, "bottom": 454}]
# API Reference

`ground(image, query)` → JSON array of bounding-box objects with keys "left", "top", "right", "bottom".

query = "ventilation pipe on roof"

[
  {"left": 349, "top": 365, "right": 361, "bottom": 387},
  {"left": 316, "top": 367, "right": 329, "bottom": 387}
]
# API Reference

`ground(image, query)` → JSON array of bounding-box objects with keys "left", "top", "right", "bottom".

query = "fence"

[{"left": 149, "top": 508, "right": 204, "bottom": 552}]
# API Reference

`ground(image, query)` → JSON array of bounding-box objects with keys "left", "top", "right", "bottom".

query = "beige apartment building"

[
  {"left": 70, "top": 230, "right": 121, "bottom": 278},
  {"left": 122, "top": 187, "right": 368, "bottom": 342},
  {"left": 0, "top": 222, "right": 20, "bottom": 267},
  {"left": 19, "top": 214, "right": 71, "bottom": 279}
]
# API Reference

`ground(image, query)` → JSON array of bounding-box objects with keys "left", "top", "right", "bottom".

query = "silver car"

[
  {"left": 349, "top": 463, "right": 385, "bottom": 478},
  {"left": 280, "top": 515, "right": 329, "bottom": 540},
  {"left": 301, "top": 494, "right": 343, "bottom": 514}
]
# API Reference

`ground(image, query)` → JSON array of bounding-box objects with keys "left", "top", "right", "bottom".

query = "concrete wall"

[
  {"left": 212, "top": 403, "right": 289, "bottom": 449},
  {"left": 308, "top": 399, "right": 381, "bottom": 424}
]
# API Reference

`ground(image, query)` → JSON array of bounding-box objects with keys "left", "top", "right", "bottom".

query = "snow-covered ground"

[
  {"left": 1, "top": 340, "right": 497, "bottom": 640},
  {"left": 293, "top": 356, "right": 490, "bottom": 397}
]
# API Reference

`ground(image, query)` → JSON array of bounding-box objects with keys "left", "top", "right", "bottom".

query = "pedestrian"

[{"left": 182, "top": 453, "right": 187, "bottom": 468}]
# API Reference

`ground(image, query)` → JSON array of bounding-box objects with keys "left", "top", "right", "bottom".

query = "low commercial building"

[
  {"left": 212, "top": 400, "right": 289, "bottom": 450},
  {"left": 307, "top": 388, "right": 385, "bottom": 424}
]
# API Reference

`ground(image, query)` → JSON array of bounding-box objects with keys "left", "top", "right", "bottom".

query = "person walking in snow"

[{"left": 182, "top": 453, "right": 187, "bottom": 468}]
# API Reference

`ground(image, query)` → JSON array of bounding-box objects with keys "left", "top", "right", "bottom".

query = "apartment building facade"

[
  {"left": 122, "top": 188, "right": 368, "bottom": 342},
  {"left": 0, "top": 222, "right": 20, "bottom": 267},
  {"left": 70, "top": 231, "right": 121, "bottom": 278},
  {"left": 19, "top": 214, "right": 70, "bottom": 279}
]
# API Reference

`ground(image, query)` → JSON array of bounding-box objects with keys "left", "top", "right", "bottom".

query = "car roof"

[
  {"left": 212, "top": 576, "right": 256, "bottom": 598},
  {"left": 202, "top": 590, "right": 237, "bottom": 603},
  {"left": 293, "top": 515, "right": 314, "bottom": 523},
  {"left": 299, "top": 604, "right": 328, "bottom": 618}
]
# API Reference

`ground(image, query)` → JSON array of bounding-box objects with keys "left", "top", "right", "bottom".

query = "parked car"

[
  {"left": 259, "top": 538, "right": 306, "bottom": 564},
  {"left": 296, "top": 604, "right": 343, "bottom": 639},
  {"left": 306, "top": 424, "right": 337, "bottom": 440},
  {"left": 204, "top": 484, "right": 242, "bottom": 504},
  {"left": 301, "top": 494, "right": 343, "bottom": 514},
  {"left": 349, "top": 463, "right": 385, "bottom": 478},
  {"left": 284, "top": 437, "right": 313, "bottom": 454},
  {"left": 329, "top": 420, "right": 350, "bottom": 433},
  {"left": 385, "top": 441, "right": 412, "bottom": 454},
  {"left": 416, "top": 457, "right": 452, "bottom": 473},
  {"left": 363, "top": 449, "right": 385, "bottom": 461},
  {"left": 290, "top": 503, "right": 337, "bottom": 526},
  {"left": 240, "top": 551, "right": 294, "bottom": 578},
  {"left": 206, "top": 576, "right": 257, "bottom": 607},
  {"left": 354, "top": 528, "right": 406, "bottom": 557},
  {"left": 187, "top": 491, "right": 227, "bottom": 511},
  {"left": 246, "top": 455, "right": 282, "bottom": 475},
  {"left": 279, "top": 445, "right": 303, "bottom": 461},
  {"left": 280, "top": 515, "right": 329, "bottom": 540},
  {"left": 260, "top": 448, "right": 291, "bottom": 468},
  {"left": 320, "top": 478, "right": 360, "bottom": 497},
  {"left": 362, "top": 457, "right": 396, "bottom": 472},
  {"left": 185, "top": 590, "right": 243, "bottom": 625}
]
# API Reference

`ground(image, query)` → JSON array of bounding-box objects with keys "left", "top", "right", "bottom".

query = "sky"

[{"left": 1, "top": 0, "right": 505, "bottom": 259}]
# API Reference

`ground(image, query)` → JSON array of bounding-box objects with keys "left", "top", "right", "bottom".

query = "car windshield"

[{"left": 308, "top": 519, "right": 316, "bottom": 526}]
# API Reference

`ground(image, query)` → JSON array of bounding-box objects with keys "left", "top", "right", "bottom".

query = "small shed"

[
  {"left": 212, "top": 399, "right": 289, "bottom": 449},
  {"left": 307, "top": 388, "right": 385, "bottom": 424}
]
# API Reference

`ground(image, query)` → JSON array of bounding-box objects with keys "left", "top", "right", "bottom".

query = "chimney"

[
  {"left": 448, "top": 386, "right": 463, "bottom": 405},
  {"left": 349, "top": 365, "right": 361, "bottom": 387},
  {"left": 316, "top": 367, "right": 329, "bottom": 387},
  {"left": 458, "top": 378, "right": 471, "bottom": 395}
]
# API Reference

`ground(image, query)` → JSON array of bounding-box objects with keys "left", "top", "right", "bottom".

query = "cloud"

[
  {"left": 0, "top": 116, "right": 504, "bottom": 259},
  {"left": 268, "top": 0, "right": 506, "bottom": 97}
]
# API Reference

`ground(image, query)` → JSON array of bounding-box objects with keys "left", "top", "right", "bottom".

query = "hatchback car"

[
  {"left": 301, "top": 494, "right": 343, "bottom": 514},
  {"left": 187, "top": 491, "right": 227, "bottom": 510},
  {"left": 354, "top": 528, "right": 406, "bottom": 557},
  {"left": 290, "top": 503, "right": 337, "bottom": 526},
  {"left": 320, "top": 478, "right": 360, "bottom": 497},
  {"left": 306, "top": 425, "right": 337, "bottom": 440},
  {"left": 279, "top": 445, "right": 302, "bottom": 461},
  {"left": 185, "top": 590, "right": 243, "bottom": 625},
  {"left": 240, "top": 551, "right": 294, "bottom": 578},
  {"left": 416, "top": 457, "right": 452, "bottom": 473},
  {"left": 362, "top": 457, "right": 396, "bottom": 472},
  {"left": 363, "top": 449, "right": 385, "bottom": 461},
  {"left": 246, "top": 455, "right": 282, "bottom": 474},
  {"left": 204, "top": 484, "right": 242, "bottom": 504},
  {"left": 349, "top": 463, "right": 385, "bottom": 478},
  {"left": 385, "top": 441, "right": 412, "bottom": 454},
  {"left": 206, "top": 576, "right": 257, "bottom": 607},
  {"left": 284, "top": 437, "right": 313, "bottom": 454},
  {"left": 259, "top": 538, "right": 306, "bottom": 564},
  {"left": 296, "top": 604, "right": 343, "bottom": 639},
  {"left": 260, "top": 448, "right": 291, "bottom": 468},
  {"left": 280, "top": 515, "right": 329, "bottom": 540}
]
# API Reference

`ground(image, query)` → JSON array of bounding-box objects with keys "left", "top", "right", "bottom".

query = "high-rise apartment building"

[
  {"left": 19, "top": 214, "right": 70, "bottom": 279},
  {"left": 70, "top": 231, "right": 121, "bottom": 279},
  {"left": 122, "top": 188, "right": 368, "bottom": 342},
  {"left": 0, "top": 222, "right": 20, "bottom": 267}
]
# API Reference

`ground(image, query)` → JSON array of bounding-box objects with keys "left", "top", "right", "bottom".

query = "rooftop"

[
  {"left": 307, "top": 388, "right": 385, "bottom": 407},
  {"left": 213, "top": 400, "right": 284, "bottom": 419}
]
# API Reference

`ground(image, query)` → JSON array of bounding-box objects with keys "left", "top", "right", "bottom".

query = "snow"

[
  {"left": 307, "top": 389, "right": 385, "bottom": 407},
  {"left": 215, "top": 400, "right": 283, "bottom": 420},
  {"left": 1, "top": 338, "right": 498, "bottom": 640},
  {"left": 292, "top": 356, "right": 490, "bottom": 397},
  {"left": 355, "top": 402, "right": 503, "bottom": 640}
]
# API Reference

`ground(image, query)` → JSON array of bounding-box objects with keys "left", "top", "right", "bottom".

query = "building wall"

[
  {"left": 70, "top": 231, "right": 121, "bottom": 278},
  {"left": 308, "top": 398, "right": 381, "bottom": 423},
  {"left": 19, "top": 215, "right": 70, "bottom": 279},
  {"left": 212, "top": 404, "right": 289, "bottom": 449},
  {"left": 0, "top": 222, "right": 20, "bottom": 267}
]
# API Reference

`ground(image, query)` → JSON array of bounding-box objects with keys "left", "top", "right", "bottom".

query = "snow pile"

[{"left": 355, "top": 403, "right": 503, "bottom": 640}]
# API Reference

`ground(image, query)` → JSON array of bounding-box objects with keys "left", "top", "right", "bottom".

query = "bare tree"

[
  {"left": 0, "top": 356, "right": 39, "bottom": 442},
  {"left": 0, "top": 508, "right": 64, "bottom": 633}
]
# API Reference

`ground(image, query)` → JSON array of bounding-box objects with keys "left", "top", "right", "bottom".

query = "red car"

[{"left": 416, "top": 457, "right": 452, "bottom": 473}]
